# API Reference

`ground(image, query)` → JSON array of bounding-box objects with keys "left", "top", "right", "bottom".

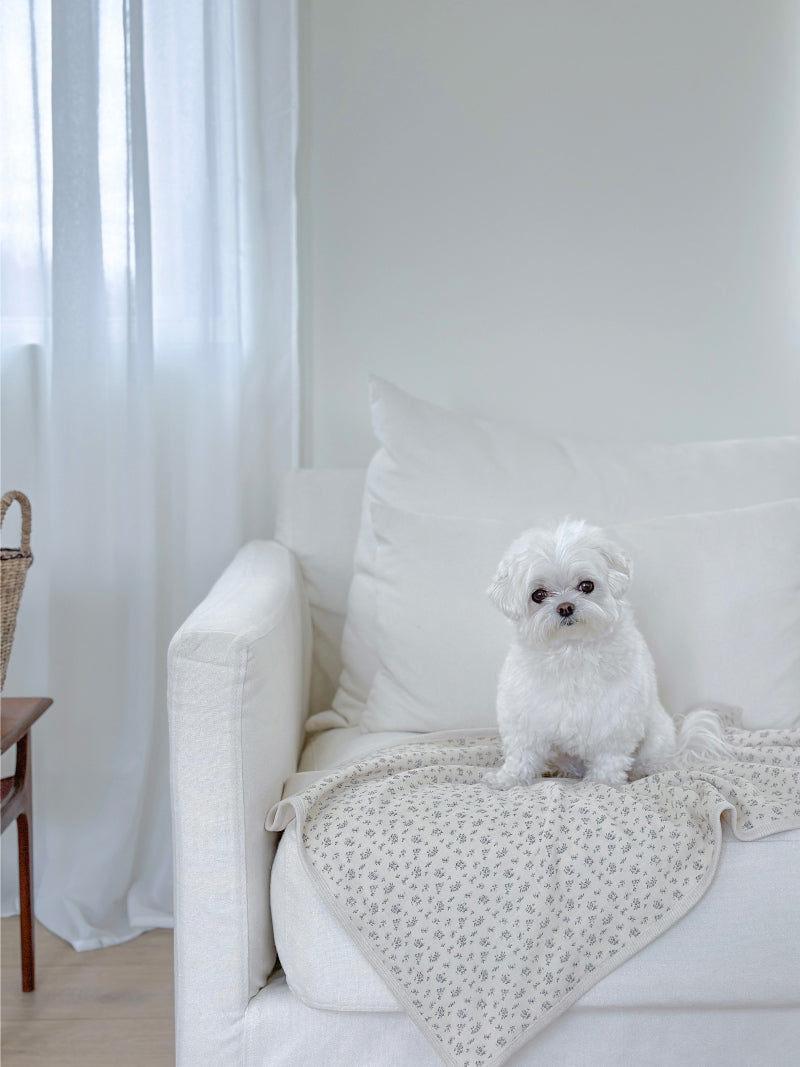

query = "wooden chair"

[{"left": 1, "top": 696, "right": 52, "bottom": 991}]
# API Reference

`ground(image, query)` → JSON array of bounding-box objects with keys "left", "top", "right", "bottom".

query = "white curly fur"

[{"left": 485, "top": 519, "right": 731, "bottom": 788}]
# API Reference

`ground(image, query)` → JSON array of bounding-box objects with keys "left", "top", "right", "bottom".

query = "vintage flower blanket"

[{"left": 266, "top": 718, "right": 800, "bottom": 1067}]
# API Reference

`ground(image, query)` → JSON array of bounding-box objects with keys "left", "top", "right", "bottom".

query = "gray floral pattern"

[{"left": 268, "top": 717, "right": 800, "bottom": 1067}]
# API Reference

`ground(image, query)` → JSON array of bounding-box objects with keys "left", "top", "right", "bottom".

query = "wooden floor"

[{"left": 1, "top": 917, "right": 174, "bottom": 1066}]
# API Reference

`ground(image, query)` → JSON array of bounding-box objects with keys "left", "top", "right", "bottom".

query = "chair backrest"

[{"left": 274, "top": 467, "right": 366, "bottom": 716}]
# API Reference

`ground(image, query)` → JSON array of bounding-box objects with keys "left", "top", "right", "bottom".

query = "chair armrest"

[{"left": 168, "top": 540, "right": 310, "bottom": 1064}]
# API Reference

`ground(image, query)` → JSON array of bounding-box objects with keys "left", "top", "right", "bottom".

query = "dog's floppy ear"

[
  {"left": 597, "top": 539, "right": 632, "bottom": 599},
  {"left": 488, "top": 553, "right": 526, "bottom": 620}
]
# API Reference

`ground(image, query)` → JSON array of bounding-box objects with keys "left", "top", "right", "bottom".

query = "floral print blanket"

[{"left": 267, "top": 716, "right": 800, "bottom": 1067}]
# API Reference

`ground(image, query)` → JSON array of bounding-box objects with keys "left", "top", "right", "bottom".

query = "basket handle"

[{"left": 1, "top": 491, "right": 32, "bottom": 553}]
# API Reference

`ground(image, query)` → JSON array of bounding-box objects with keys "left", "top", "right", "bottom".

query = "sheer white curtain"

[{"left": 0, "top": 0, "right": 298, "bottom": 948}]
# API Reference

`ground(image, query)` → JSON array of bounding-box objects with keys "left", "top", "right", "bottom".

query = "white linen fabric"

[
  {"left": 268, "top": 720, "right": 800, "bottom": 1067},
  {"left": 362, "top": 499, "right": 800, "bottom": 733},
  {"left": 332, "top": 378, "right": 800, "bottom": 727},
  {"left": 0, "top": 0, "right": 298, "bottom": 946}
]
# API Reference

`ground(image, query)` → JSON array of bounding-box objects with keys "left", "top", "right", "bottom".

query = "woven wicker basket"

[{"left": 1, "top": 490, "right": 34, "bottom": 691}]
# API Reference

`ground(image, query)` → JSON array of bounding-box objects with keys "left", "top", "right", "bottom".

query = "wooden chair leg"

[
  {"left": 15, "top": 732, "right": 35, "bottom": 992},
  {"left": 17, "top": 811, "right": 35, "bottom": 991}
]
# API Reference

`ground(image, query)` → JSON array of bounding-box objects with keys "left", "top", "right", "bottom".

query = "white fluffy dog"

[{"left": 484, "top": 519, "right": 730, "bottom": 788}]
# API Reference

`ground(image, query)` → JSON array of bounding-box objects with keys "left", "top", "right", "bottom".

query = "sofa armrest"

[{"left": 168, "top": 540, "right": 310, "bottom": 1064}]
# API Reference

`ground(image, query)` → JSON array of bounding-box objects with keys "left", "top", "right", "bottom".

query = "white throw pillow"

[
  {"left": 362, "top": 499, "right": 800, "bottom": 734},
  {"left": 331, "top": 378, "right": 800, "bottom": 726}
]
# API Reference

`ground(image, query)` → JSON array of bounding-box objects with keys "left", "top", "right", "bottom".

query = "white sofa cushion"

[
  {"left": 297, "top": 724, "right": 423, "bottom": 774},
  {"left": 272, "top": 731, "right": 800, "bottom": 1014},
  {"left": 275, "top": 468, "right": 366, "bottom": 728},
  {"left": 332, "top": 378, "right": 800, "bottom": 727},
  {"left": 361, "top": 499, "right": 800, "bottom": 733}
]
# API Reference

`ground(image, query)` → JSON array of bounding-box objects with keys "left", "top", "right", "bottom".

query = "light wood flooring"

[{"left": 1, "top": 917, "right": 174, "bottom": 1065}]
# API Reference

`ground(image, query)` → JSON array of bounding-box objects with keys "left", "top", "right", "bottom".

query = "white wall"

[{"left": 300, "top": 0, "right": 800, "bottom": 467}]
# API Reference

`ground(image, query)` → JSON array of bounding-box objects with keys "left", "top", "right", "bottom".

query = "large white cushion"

[
  {"left": 272, "top": 733, "right": 800, "bottom": 1014},
  {"left": 332, "top": 379, "right": 800, "bottom": 727},
  {"left": 274, "top": 468, "right": 365, "bottom": 727},
  {"left": 362, "top": 500, "right": 800, "bottom": 733}
]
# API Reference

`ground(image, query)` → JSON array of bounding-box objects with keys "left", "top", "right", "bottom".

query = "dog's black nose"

[{"left": 558, "top": 602, "right": 575, "bottom": 618}]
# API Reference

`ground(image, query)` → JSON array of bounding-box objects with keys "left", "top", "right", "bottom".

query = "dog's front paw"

[
  {"left": 583, "top": 754, "right": 632, "bottom": 787},
  {"left": 483, "top": 766, "right": 526, "bottom": 790}
]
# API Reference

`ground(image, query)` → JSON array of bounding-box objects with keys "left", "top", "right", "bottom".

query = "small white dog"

[{"left": 484, "top": 519, "right": 730, "bottom": 788}]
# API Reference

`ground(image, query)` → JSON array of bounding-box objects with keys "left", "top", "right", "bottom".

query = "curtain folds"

[{"left": 0, "top": 0, "right": 298, "bottom": 948}]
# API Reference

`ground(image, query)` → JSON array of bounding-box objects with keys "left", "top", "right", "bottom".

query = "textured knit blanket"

[{"left": 267, "top": 716, "right": 800, "bottom": 1067}]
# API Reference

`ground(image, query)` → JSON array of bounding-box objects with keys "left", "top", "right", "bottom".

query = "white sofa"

[{"left": 168, "top": 382, "right": 800, "bottom": 1066}]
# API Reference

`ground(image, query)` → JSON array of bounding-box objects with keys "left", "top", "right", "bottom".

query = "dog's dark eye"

[
  {"left": 531, "top": 588, "right": 548, "bottom": 604},
  {"left": 578, "top": 580, "right": 594, "bottom": 594}
]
